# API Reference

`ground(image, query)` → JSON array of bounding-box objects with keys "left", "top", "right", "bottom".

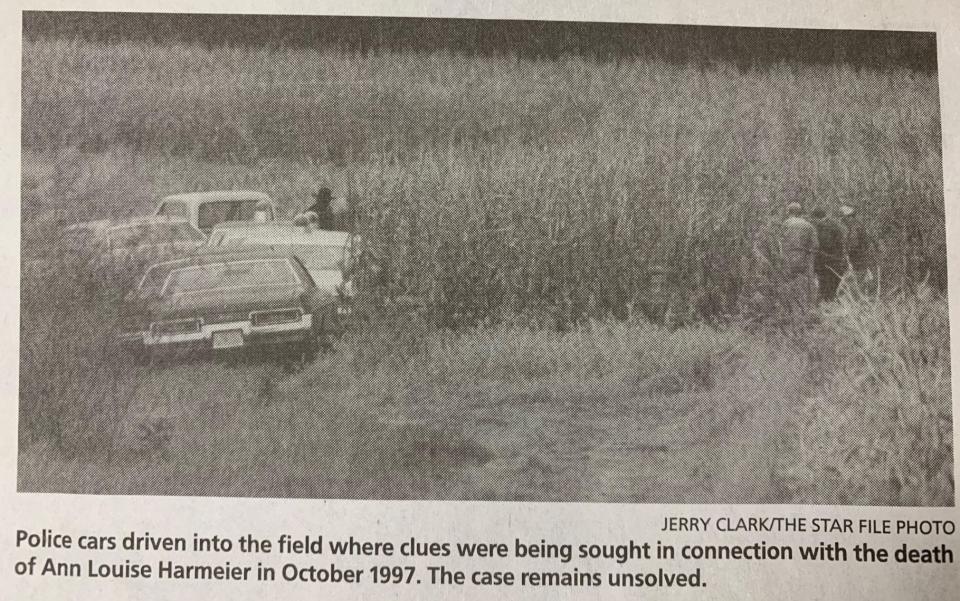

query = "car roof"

[{"left": 160, "top": 190, "right": 272, "bottom": 205}]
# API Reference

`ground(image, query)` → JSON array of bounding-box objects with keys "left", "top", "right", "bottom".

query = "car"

[
  {"left": 64, "top": 216, "right": 206, "bottom": 271},
  {"left": 209, "top": 222, "right": 351, "bottom": 280},
  {"left": 205, "top": 219, "right": 294, "bottom": 247},
  {"left": 120, "top": 249, "right": 336, "bottom": 360},
  {"left": 208, "top": 221, "right": 355, "bottom": 322},
  {"left": 154, "top": 190, "right": 277, "bottom": 235}
]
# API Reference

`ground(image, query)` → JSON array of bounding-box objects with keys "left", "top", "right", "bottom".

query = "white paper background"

[{"left": 1, "top": 1, "right": 958, "bottom": 599}]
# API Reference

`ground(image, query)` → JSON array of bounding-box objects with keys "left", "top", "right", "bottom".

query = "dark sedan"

[{"left": 122, "top": 249, "right": 337, "bottom": 360}]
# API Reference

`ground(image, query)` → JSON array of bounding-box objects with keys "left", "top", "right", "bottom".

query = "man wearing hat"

[
  {"left": 305, "top": 186, "right": 351, "bottom": 232},
  {"left": 305, "top": 187, "right": 336, "bottom": 230},
  {"left": 782, "top": 201, "right": 818, "bottom": 314}
]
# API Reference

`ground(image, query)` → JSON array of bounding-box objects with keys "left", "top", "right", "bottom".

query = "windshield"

[
  {"left": 110, "top": 222, "right": 204, "bottom": 247},
  {"left": 197, "top": 201, "right": 263, "bottom": 231},
  {"left": 163, "top": 259, "right": 297, "bottom": 295}
]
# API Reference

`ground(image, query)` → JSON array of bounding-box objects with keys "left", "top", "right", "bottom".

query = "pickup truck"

[{"left": 154, "top": 190, "right": 277, "bottom": 235}]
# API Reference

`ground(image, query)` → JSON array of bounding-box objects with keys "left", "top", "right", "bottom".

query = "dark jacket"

[
  {"left": 813, "top": 216, "right": 847, "bottom": 268},
  {"left": 841, "top": 216, "right": 874, "bottom": 271},
  {"left": 306, "top": 199, "right": 334, "bottom": 230}
]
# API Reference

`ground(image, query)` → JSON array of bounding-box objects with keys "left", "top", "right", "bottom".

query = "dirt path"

[{"left": 372, "top": 341, "right": 808, "bottom": 503}]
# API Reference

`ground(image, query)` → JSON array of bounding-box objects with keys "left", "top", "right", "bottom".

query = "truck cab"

[{"left": 155, "top": 190, "right": 276, "bottom": 236}]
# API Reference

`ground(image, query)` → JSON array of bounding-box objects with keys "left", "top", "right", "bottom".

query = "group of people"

[{"left": 782, "top": 199, "right": 873, "bottom": 314}]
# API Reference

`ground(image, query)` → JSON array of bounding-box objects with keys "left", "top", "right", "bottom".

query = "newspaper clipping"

[{"left": 2, "top": 1, "right": 958, "bottom": 599}]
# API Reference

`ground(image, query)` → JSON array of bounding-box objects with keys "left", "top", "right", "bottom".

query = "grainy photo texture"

[{"left": 18, "top": 13, "right": 953, "bottom": 505}]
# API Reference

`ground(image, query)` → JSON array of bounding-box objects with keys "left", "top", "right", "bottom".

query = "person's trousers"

[
  {"left": 816, "top": 264, "right": 844, "bottom": 301},
  {"left": 785, "top": 270, "right": 815, "bottom": 315}
]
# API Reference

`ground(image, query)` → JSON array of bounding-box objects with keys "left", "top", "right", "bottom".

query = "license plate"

[{"left": 212, "top": 330, "right": 244, "bottom": 349}]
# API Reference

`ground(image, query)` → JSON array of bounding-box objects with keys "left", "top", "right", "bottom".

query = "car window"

[
  {"left": 163, "top": 259, "right": 297, "bottom": 295},
  {"left": 197, "top": 200, "right": 260, "bottom": 231},
  {"left": 157, "top": 201, "right": 188, "bottom": 218}
]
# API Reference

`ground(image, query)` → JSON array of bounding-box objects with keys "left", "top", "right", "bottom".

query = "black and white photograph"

[{"left": 18, "top": 11, "right": 952, "bottom": 505}]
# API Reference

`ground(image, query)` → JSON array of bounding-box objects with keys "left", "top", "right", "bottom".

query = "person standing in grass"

[
  {"left": 810, "top": 206, "right": 848, "bottom": 301},
  {"left": 839, "top": 201, "right": 874, "bottom": 274},
  {"left": 782, "top": 202, "right": 819, "bottom": 314}
]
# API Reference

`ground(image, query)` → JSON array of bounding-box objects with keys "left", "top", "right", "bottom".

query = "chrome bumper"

[{"left": 143, "top": 313, "right": 313, "bottom": 347}]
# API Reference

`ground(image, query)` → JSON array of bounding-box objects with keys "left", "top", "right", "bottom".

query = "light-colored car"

[
  {"left": 120, "top": 249, "right": 337, "bottom": 359},
  {"left": 154, "top": 190, "right": 277, "bottom": 235},
  {"left": 208, "top": 221, "right": 354, "bottom": 302},
  {"left": 64, "top": 216, "right": 206, "bottom": 268}
]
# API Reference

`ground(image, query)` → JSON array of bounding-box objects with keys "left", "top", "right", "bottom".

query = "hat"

[
  {"left": 840, "top": 204, "right": 856, "bottom": 216},
  {"left": 312, "top": 187, "right": 333, "bottom": 201}
]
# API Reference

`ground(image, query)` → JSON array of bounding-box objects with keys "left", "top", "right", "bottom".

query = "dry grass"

[
  {"left": 19, "top": 287, "right": 951, "bottom": 504},
  {"left": 777, "top": 285, "right": 953, "bottom": 505},
  {"left": 18, "top": 38, "right": 952, "bottom": 504}
]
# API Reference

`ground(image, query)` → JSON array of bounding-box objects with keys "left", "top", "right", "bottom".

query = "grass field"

[{"left": 18, "top": 37, "right": 953, "bottom": 504}]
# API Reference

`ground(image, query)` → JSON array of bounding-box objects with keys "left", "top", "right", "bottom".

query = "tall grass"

[
  {"left": 778, "top": 286, "right": 953, "bottom": 505},
  {"left": 23, "top": 39, "right": 945, "bottom": 324}
]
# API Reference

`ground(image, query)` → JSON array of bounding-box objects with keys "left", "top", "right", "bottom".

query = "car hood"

[{"left": 151, "top": 285, "right": 307, "bottom": 320}]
